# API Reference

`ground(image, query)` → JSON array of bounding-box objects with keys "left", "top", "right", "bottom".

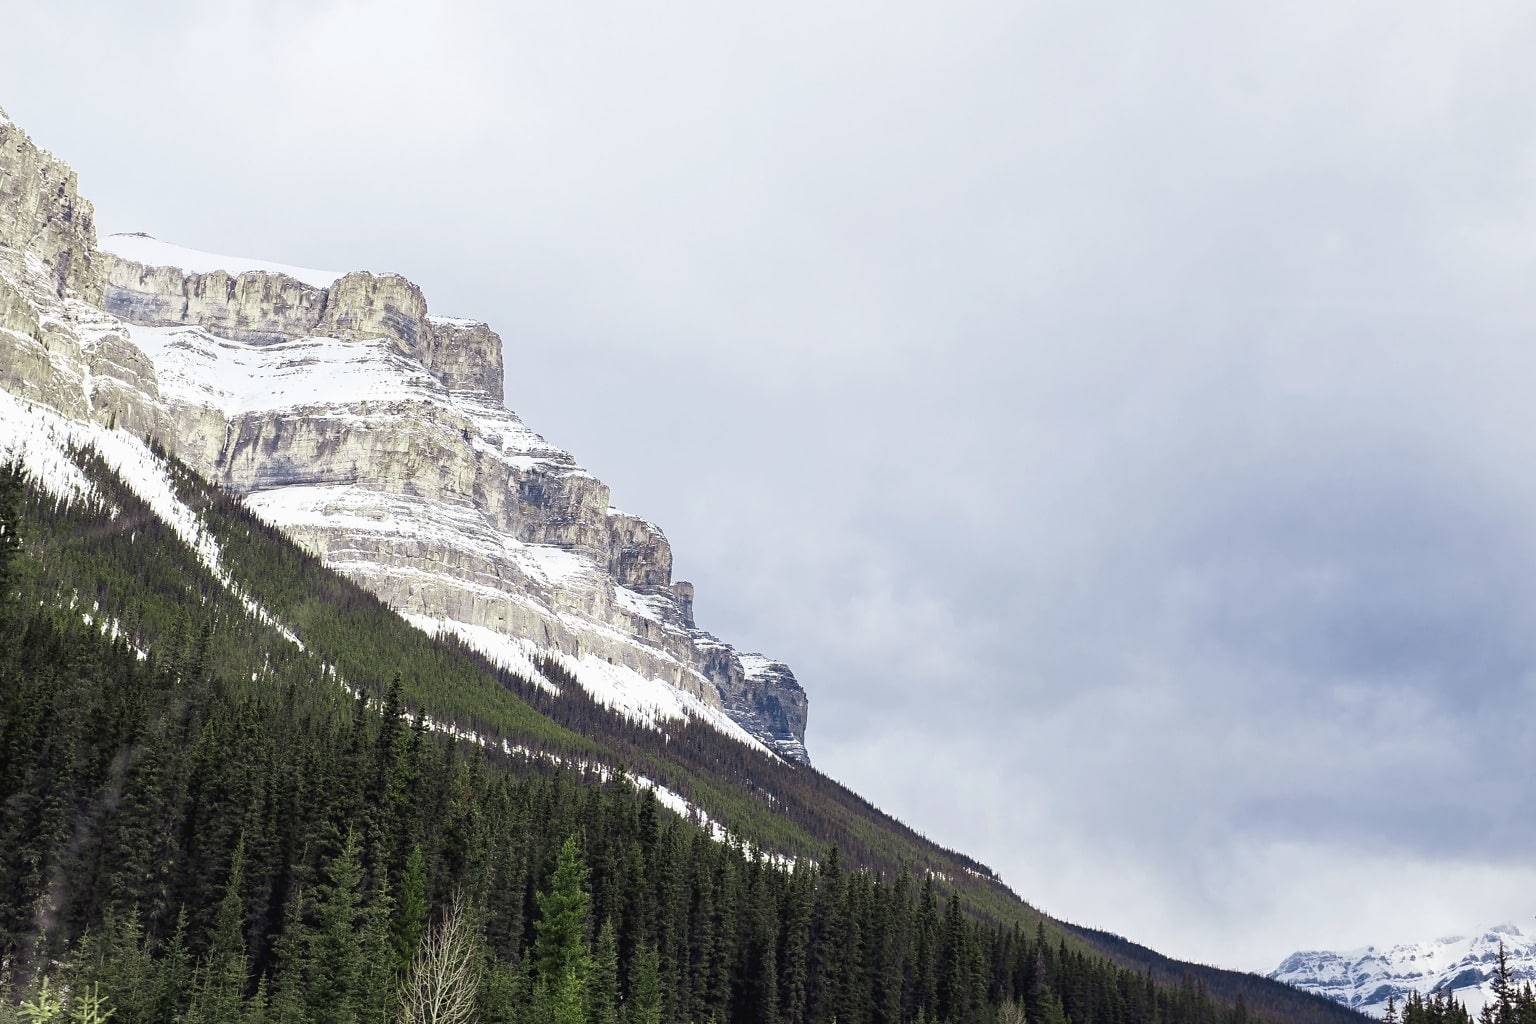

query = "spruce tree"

[
  {"left": 306, "top": 830, "right": 369, "bottom": 1024},
  {"left": 625, "top": 943, "right": 663, "bottom": 1024},
  {"left": 533, "top": 837, "right": 593, "bottom": 1024},
  {"left": 189, "top": 839, "right": 251, "bottom": 1024},
  {"left": 588, "top": 920, "right": 619, "bottom": 1024},
  {"left": 393, "top": 846, "right": 430, "bottom": 978}
]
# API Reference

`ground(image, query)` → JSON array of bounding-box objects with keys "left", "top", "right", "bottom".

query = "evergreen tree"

[
  {"left": 626, "top": 943, "right": 663, "bottom": 1024},
  {"left": 188, "top": 838, "right": 251, "bottom": 1024},
  {"left": 394, "top": 846, "right": 430, "bottom": 978},
  {"left": 533, "top": 837, "right": 593, "bottom": 1024},
  {"left": 588, "top": 920, "right": 619, "bottom": 1024},
  {"left": 305, "top": 830, "right": 373, "bottom": 1024},
  {"left": 1494, "top": 942, "right": 1515, "bottom": 1023},
  {"left": 151, "top": 909, "right": 194, "bottom": 1024},
  {"left": 0, "top": 462, "right": 23, "bottom": 615}
]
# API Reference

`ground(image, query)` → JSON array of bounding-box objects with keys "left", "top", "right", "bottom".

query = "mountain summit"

[
  {"left": 1270, "top": 922, "right": 1536, "bottom": 1017},
  {"left": 0, "top": 112, "right": 808, "bottom": 762}
]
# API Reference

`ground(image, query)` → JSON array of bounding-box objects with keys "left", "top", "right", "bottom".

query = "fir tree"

[{"left": 588, "top": 920, "right": 619, "bottom": 1024}]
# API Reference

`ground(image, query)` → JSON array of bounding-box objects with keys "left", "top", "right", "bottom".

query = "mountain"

[
  {"left": 0, "top": 102, "right": 1373, "bottom": 1024},
  {"left": 0, "top": 106, "right": 807, "bottom": 764},
  {"left": 1270, "top": 922, "right": 1536, "bottom": 1018}
]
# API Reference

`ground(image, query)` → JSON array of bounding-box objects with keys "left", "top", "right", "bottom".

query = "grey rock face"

[
  {"left": 733, "top": 656, "right": 810, "bottom": 763},
  {"left": 0, "top": 113, "right": 104, "bottom": 303},
  {"left": 103, "top": 256, "right": 505, "bottom": 401}
]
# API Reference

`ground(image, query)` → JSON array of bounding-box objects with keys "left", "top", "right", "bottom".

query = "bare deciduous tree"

[{"left": 398, "top": 894, "right": 483, "bottom": 1024}]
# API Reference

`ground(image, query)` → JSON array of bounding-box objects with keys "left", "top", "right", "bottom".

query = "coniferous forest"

[{"left": 0, "top": 449, "right": 1372, "bottom": 1024}]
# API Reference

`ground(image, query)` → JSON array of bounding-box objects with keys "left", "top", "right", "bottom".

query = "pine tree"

[
  {"left": 626, "top": 943, "right": 663, "bottom": 1024},
  {"left": 188, "top": 838, "right": 251, "bottom": 1024},
  {"left": 533, "top": 837, "right": 593, "bottom": 1024},
  {"left": 306, "top": 830, "right": 369, "bottom": 1024},
  {"left": 1495, "top": 942, "right": 1515, "bottom": 1023},
  {"left": 0, "top": 462, "right": 24, "bottom": 616},
  {"left": 588, "top": 920, "right": 619, "bottom": 1024},
  {"left": 393, "top": 846, "right": 430, "bottom": 978},
  {"left": 151, "top": 909, "right": 193, "bottom": 1024}
]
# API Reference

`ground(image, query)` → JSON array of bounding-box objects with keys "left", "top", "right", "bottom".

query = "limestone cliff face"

[
  {"left": 0, "top": 117, "right": 163, "bottom": 439},
  {"left": 0, "top": 108, "right": 809, "bottom": 762},
  {"left": 103, "top": 254, "right": 504, "bottom": 400},
  {"left": 0, "top": 108, "right": 104, "bottom": 303}
]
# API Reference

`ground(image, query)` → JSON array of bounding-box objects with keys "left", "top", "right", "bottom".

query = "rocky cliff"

[{"left": 0, "top": 107, "right": 809, "bottom": 762}]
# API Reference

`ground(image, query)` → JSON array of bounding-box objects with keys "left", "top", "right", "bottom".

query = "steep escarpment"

[
  {"left": 0, "top": 110, "right": 809, "bottom": 762},
  {"left": 0, "top": 115, "right": 165, "bottom": 439},
  {"left": 102, "top": 240, "right": 504, "bottom": 399},
  {"left": 0, "top": 107, "right": 103, "bottom": 302}
]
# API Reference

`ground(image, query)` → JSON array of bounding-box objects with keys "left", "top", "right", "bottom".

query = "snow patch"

[
  {"left": 543, "top": 649, "right": 773, "bottom": 756},
  {"left": 427, "top": 315, "right": 485, "bottom": 329},
  {"left": 401, "top": 614, "right": 560, "bottom": 696},
  {"left": 101, "top": 233, "right": 344, "bottom": 289}
]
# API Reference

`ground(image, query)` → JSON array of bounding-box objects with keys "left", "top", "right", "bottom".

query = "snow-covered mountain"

[
  {"left": 0, "top": 105, "right": 808, "bottom": 762},
  {"left": 1269, "top": 922, "right": 1536, "bottom": 1018}
]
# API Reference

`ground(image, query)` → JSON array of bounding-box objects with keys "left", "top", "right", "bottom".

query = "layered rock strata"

[{"left": 0, "top": 109, "right": 809, "bottom": 762}]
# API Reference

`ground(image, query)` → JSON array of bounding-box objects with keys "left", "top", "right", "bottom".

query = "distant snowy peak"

[
  {"left": 100, "top": 232, "right": 345, "bottom": 289},
  {"left": 1270, "top": 921, "right": 1536, "bottom": 1018}
]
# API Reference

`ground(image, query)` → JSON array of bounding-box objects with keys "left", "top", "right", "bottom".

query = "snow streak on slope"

[
  {"left": 341, "top": 677, "right": 796, "bottom": 870},
  {"left": 100, "top": 233, "right": 344, "bottom": 289},
  {"left": 1270, "top": 922, "right": 1536, "bottom": 1018},
  {"left": 129, "top": 326, "right": 447, "bottom": 418},
  {"left": 125, "top": 323, "right": 574, "bottom": 465},
  {"left": 0, "top": 389, "right": 302, "bottom": 650},
  {"left": 402, "top": 612, "right": 774, "bottom": 755}
]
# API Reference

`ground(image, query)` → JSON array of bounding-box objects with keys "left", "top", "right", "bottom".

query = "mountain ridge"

[{"left": 1269, "top": 921, "right": 1536, "bottom": 1018}]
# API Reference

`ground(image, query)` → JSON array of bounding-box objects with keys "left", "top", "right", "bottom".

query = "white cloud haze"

[{"left": 6, "top": 0, "right": 1536, "bottom": 970}]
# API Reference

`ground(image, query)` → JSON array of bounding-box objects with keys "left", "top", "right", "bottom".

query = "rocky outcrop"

[
  {"left": 104, "top": 251, "right": 504, "bottom": 401},
  {"left": 0, "top": 114, "right": 168, "bottom": 439},
  {"left": 0, "top": 108, "right": 104, "bottom": 303},
  {"left": 732, "top": 656, "right": 810, "bottom": 764},
  {"left": 0, "top": 109, "right": 810, "bottom": 762}
]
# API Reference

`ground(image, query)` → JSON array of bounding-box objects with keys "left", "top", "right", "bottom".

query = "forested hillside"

[{"left": 0, "top": 444, "right": 1365, "bottom": 1024}]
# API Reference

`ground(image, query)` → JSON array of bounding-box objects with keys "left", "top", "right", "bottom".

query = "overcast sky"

[{"left": 7, "top": 0, "right": 1536, "bottom": 971}]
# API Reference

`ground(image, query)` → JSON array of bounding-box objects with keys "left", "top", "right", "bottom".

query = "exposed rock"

[
  {"left": 104, "top": 252, "right": 504, "bottom": 401},
  {"left": 733, "top": 655, "right": 810, "bottom": 764},
  {"left": 0, "top": 114, "right": 104, "bottom": 302}
]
